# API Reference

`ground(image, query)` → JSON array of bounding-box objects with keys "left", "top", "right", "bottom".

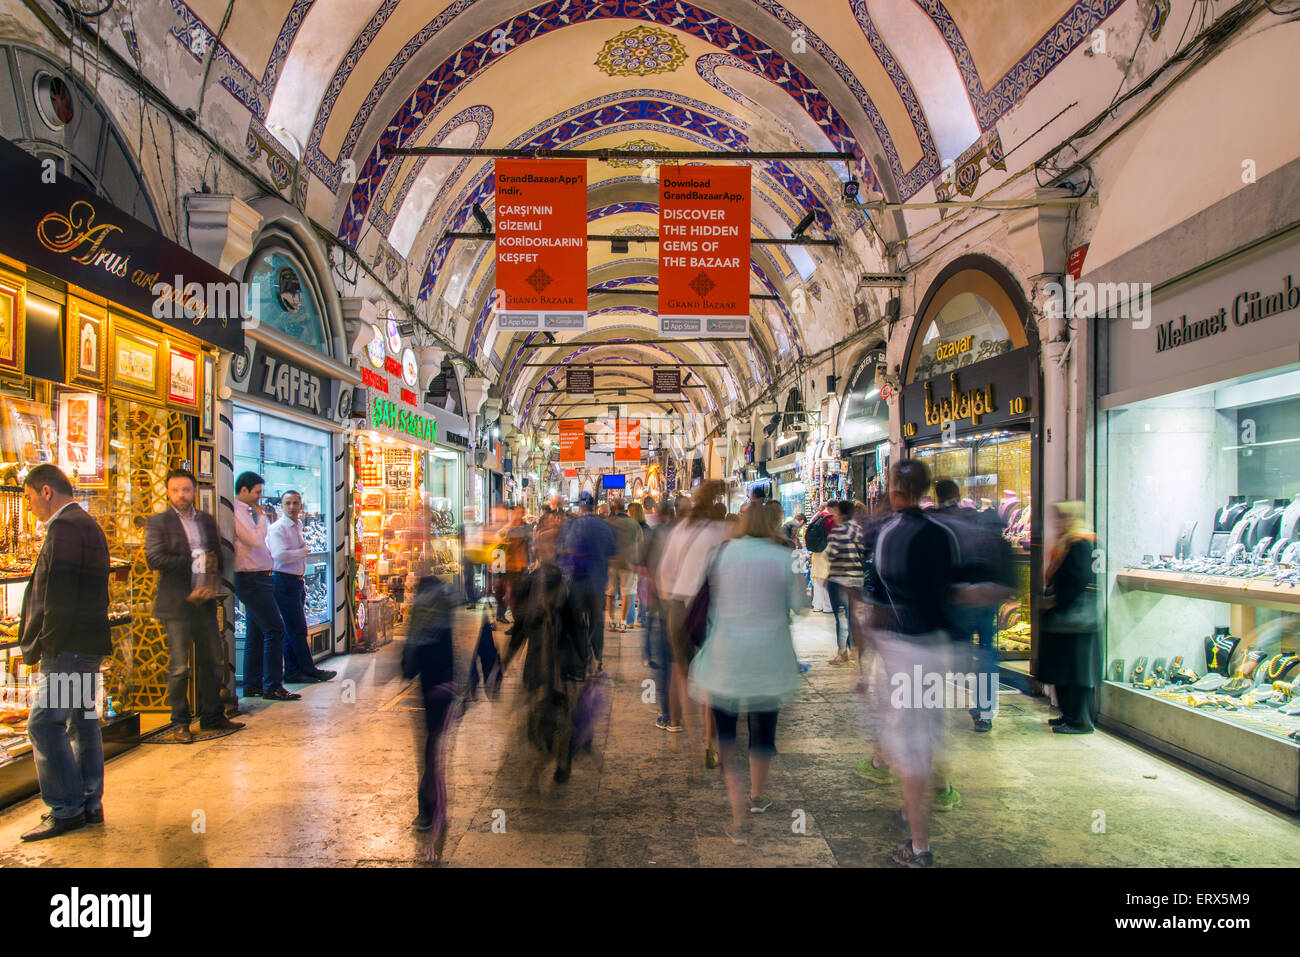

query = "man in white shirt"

[
  {"left": 233, "top": 471, "right": 300, "bottom": 702},
  {"left": 268, "top": 490, "right": 336, "bottom": 683}
]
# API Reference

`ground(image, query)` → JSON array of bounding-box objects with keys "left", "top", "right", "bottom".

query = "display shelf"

[{"left": 1116, "top": 567, "right": 1300, "bottom": 612}]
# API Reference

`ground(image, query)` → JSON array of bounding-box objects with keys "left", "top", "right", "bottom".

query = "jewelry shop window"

[{"left": 1105, "top": 363, "right": 1300, "bottom": 740}]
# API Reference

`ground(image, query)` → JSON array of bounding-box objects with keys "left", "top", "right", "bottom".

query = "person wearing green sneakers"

[{"left": 865, "top": 459, "right": 959, "bottom": 868}]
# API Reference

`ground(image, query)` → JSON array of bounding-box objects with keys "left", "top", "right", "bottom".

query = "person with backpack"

[
  {"left": 824, "top": 501, "right": 867, "bottom": 665},
  {"left": 929, "top": 480, "right": 1015, "bottom": 732}
]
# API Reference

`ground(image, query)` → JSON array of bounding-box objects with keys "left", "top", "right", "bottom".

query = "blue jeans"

[
  {"left": 28, "top": 652, "right": 105, "bottom": 820},
  {"left": 273, "top": 573, "right": 315, "bottom": 677},
  {"left": 950, "top": 605, "right": 999, "bottom": 720},
  {"left": 235, "top": 571, "right": 285, "bottom": 691},
  {"left": 647, "top": 601, "right": 671, "bottom": 722},
  {"left": 826, "top": 580, "right": 855, "bottom": 653},
  {"left": 163, "top": 602, "right": 224, "bottom": 724}
]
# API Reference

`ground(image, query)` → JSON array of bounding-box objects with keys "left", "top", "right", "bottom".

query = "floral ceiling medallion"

[
  {"left": 596, "top": 26, "right": 688, "bottom": 78},
  {"left": 611, "top": 224, "right": 657, "bottom": 237},
  {"left": 606, "top": 139, "right": 678, "bottom": 168}
]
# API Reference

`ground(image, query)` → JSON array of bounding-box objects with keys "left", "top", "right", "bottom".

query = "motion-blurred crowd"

[{"left": 404, "top": 460, "right": 1100, "bottom": 866}]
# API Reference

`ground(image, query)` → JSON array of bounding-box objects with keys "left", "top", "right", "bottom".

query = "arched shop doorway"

[
  {"left": 899, "top": 255, "right": 1042, "bottom": 686},
  {"left": 838, "top": 347, "right": 890, "bottom": 507},
  {"left": 229, "top": 231, "right": 356, "bottom": 670}
]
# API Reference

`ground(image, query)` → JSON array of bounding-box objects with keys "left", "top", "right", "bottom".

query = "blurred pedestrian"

[
  {"left": 930, "top": 480, "right": 1013, "bottom": 732},
  {"left": 1040, "top": 501, "right": 1101, "bottom": 734},
  {"left": 560, "top": 494, "right": 617, "bottom": 672},
  {"left": 825, "top": 500, "right": 866, "bottom": 664},
  {"left": 605, "top": 494, "right": 643, "bottom": 633},
  {"left": 871, "top": 460, "right": 958, "bottom": 868},
  {"left": 690, "top": 500, "right": 807, "bottom": 844},
  {"left": 627, "top": 500, "right": 650, "bottom": 628},
  {"left": 533, "top": 495, "right": 569, "bottom": 567},
  {"left": 657, "top": 481, "right": 728, "bottom": 768},
  {"left": 401, "top": 573, "right": 464, "bottom": 859},
  {"left": 496, "top": 505, "right": 531, "bottom": 625},
  {"left": 642, "top": 497, "right": 679, "bottom": 731},
  {"left": 502, "top": 563, "right": 591, "bottom": 783}
]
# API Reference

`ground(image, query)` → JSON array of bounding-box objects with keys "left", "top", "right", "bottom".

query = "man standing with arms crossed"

[
  {"left": 19, "top": 465, "right": 111, "bottom": 841},
  {"left": 146, "top": 468, "right": 244, "bottom": 743},
  {"left": 233, "top": 471, "right": 300, "bottom": 702},
  {"left": 268, "top": 490, "right": 336, "bottom": 683}
]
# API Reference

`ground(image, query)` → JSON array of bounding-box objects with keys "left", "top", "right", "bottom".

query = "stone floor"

[{"left": 2, "top": 609, "right": 1298, "bottom": 867}]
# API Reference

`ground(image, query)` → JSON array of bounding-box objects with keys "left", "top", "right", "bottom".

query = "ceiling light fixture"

[
  {"left": 471, "top": 203, "right": 492, "bottom": 233},
  {"left": 791, "top": 210, "right": 817, "bottom": 240}
]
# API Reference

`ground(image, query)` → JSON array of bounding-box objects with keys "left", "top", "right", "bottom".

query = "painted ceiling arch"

[{"left": 139, "top": 0, "right": 1126, "bottom": 430}]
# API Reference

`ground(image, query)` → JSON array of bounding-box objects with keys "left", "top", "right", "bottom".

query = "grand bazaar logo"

[{"left": 595, "top": 26, "right": 687, "bottom": 77}]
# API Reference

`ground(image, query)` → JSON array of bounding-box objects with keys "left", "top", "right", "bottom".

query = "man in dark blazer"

[
  {"left": 145, "top": 468, "right": 244, "bottom": 743},
  {"left": 19, "top": 465, "right": 111, "bottom": 842}
]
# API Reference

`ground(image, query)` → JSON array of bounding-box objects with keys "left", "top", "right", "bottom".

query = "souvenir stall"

[
  {"left": 899, "top": 256, "right": 1041, "bottom": 680},
  {"left": 0, "top": 134, "right": 240, "bottom": 800},
  {"left": 839, "top": 348, "right": 891, "bottom": 508},
  {"left": 354, "top": 315, "right": 464, "bottom": 644}
]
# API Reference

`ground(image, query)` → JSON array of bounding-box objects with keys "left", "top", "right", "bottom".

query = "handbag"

[
  {"left": 683, "top": 543, "right": 727, "bottom": 648},
  {"left": 1043, "top": 584, "right": 1098, "bottom": 633}
]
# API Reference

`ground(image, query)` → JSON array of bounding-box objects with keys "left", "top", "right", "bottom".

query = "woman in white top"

[
  {"left": 656, "top": 481, "right": 729, "bottom": 765},
  {"left": 690, "top": 500, "right": 808, "bottom": 843}
]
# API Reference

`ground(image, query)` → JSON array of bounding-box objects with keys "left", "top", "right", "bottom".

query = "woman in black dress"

[{"left": 1039, "top": 501, "right": 1101, "bottom": 734}]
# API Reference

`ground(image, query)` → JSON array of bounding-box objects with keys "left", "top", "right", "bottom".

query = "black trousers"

[
  {"left": 1057, "top": 684, "right": 1095, "bottom": 730},
  {"left": 572, "top": 582, "right": 605, "bottom": 666}
]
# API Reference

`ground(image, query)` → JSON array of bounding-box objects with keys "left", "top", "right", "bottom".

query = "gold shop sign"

[
  {"left": 924, "top": 371, "right": 996, "bottom": 427},
  {"left": 934, "top": 335, "right": 973, "bottom": 361}
]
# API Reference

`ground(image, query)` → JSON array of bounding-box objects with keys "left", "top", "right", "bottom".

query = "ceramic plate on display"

[
  {"left": 386, "top": 314, "right": 402, "bottom": 354},
  {"left": 401, "top": 348, "right": 418, "bottom": 388},
  {"left": 366, "top": 324, "right": 386, "bottom": 368}
]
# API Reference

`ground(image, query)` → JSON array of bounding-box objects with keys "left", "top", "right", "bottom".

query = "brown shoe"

[
  {"left": 199, "top": 717, "right": 246, "bottom": 731},
  {"left": 173, "top": 725, "right": 194, "bottom": 744}
]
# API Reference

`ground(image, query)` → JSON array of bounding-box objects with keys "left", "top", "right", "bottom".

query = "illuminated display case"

[
  {"left": 232, "top": 408, "right": 333, "bottom": 653},
  {"left": 1100, "top": 364, "right": 1300, "bottom": 802},
  {"left": 914, "top": 430, "right": 1034, "bottom": 662}
]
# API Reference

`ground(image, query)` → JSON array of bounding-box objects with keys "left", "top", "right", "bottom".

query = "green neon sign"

[{"left": 372, "top": 397, "right": 437, "bottom": 444}]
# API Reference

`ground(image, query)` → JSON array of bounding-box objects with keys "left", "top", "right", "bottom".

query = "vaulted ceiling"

[{"left": 122, "top": 0, "right": 1120, "bottom": 433}]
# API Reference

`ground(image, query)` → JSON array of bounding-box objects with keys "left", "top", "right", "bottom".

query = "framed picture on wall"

[
  {"left": 0, "top": 396, "right": 53, "bottom": 466},
  {"left": 55, "top": 389, "right": 107, "bottom": 487},
  {"left": 66, "top": 296, "right": 107, "bottom": 388},
  {"left": 0, "top": 272, "right": 27, "bottom": 379},
  {"left": 167, "top": 343, "right": 199, "bottom": 408},
  {"left": 109, "top": 319, "right": 162, "bottom": 399},
  {"left": 197, "top": 485, "right": 215, "bottom": 516},
  {"left": 200, "top": 353, "right": 215, "bottom": 437},
  {"left": 194, "top": 440, "right": 215, "bottom": 482}
]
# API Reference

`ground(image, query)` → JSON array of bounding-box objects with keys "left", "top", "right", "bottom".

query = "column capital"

[{"left": 184, "top": 193, "right": 262, "bottom": 274}]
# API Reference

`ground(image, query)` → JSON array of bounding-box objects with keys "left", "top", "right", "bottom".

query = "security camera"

[{"left": 842, "top": 179, "right": 859, "bottom": 201}]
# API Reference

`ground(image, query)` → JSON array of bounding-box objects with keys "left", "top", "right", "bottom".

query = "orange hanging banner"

[
  {"left": 558, "top": 418, "right": 586, "bottom": 465},
  {"left": 495, "top": 159, "right": 588, "bottom": 331},
  {"left": 616, "top": 418, "right": 642, "bottom": 463},
  {"left": 658, "top": 165, "right": 750, "bottom": 338}
]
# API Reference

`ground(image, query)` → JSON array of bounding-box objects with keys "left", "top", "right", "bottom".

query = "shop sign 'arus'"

[{"left": 0, "top": 135, "right": 243, "bottom": 353}]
